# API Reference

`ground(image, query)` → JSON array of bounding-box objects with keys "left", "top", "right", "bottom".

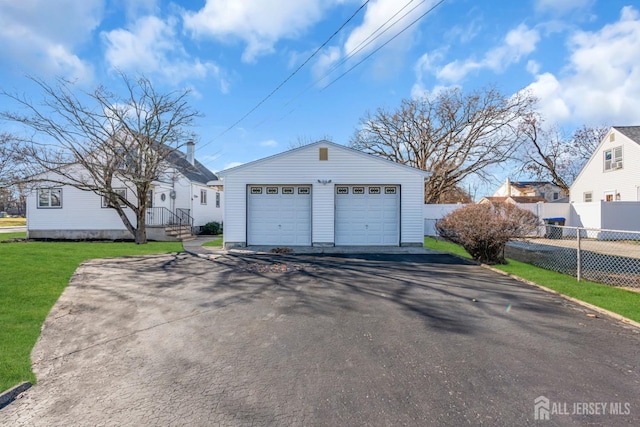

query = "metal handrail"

[{"left": 146, "top": 207, "right": 192, "bottom": 236}]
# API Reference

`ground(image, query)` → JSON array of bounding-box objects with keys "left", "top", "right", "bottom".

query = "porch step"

[{"left": 164, "top": 225, "right": 193, "bottom": 241}]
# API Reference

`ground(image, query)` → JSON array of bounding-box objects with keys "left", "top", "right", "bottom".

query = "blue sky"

[{"left": 1, "top": 0, "right": 639, "bottom": 195}]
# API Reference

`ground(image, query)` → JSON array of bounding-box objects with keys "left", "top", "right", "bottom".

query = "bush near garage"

[
  {"left": 436, "top": 202, "right": 540, "bottom": 264},
  {"left": 200, "top": 221, "right": 222, "bottom": 235}
]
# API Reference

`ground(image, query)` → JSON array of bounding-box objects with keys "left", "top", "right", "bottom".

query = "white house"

[
  {"left": 217, "top": 140, "right": 429, "bottom": 248},
  {"left": 27, "top": 142, "right": 223, "bottom": 240},
  {"left": 493, "top": 178, "right": 567, "bottom": 202},
  {"left": 567, "top": 126, "right": 640, "bottom": 231},
  {"left": 570, "top": 126, "right": 640, "bottom": 203}
]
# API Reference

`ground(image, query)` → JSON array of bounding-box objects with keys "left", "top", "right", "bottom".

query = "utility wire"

[
  {"left": 322, "top": 0, "right": 446, "bottom": 90},
  {"left": 196, "top": 0, "right": 371, "bottom": 152},
  {"left": 280, "top": 0, "right": 425, "bottom": 110}
]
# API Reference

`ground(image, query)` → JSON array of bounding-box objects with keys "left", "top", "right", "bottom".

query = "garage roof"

[{"left": 217, "top": 140, "right": 431, "bottom": 177}]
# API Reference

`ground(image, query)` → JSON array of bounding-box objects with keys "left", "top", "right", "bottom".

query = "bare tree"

[
  {"left": 350, "top": 87, "right": 536, "bottom": 203},
  {"left": 1, "top": 74, "right": 200, "bottom": 243},
  {"left": 0, "top": 133, "right": 22, "bottom": 189},
  {"left": 519, "top": 115, "right": 608, "bottom": 191}
]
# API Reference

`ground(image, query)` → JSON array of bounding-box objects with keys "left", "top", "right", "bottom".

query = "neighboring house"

[
  {"left": 570, "top": 126, "right": 640, "bottom": 203},
  {"left": 478, "top": 196, "right": 547, "bottom": 204},
  {"left": 493, "top": 178, "right": 567, "bottom": 202},
  {"left": 217, "top": 140, "right": 429, "bottom": 248},
  {"left": 27, "top": 142, "right": 223, "bottom": 241}
]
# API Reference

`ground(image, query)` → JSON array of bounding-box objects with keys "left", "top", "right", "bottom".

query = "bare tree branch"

[
  {"left": 1, "top": 73, "right": 201, "bottom": 243},
  {"left": 350, "top": 86, "right": 536, "bottom": 203},
  {"left": 517, "top": 116, "right": 608, "bottom": 190}
]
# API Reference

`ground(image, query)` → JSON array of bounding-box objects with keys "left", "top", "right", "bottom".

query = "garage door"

[
  {"left": 247, "top": 185, "right": 311, "bottom": 245},
  {"left": 335, "top": 185, "right": 399, "bottom": 245}
]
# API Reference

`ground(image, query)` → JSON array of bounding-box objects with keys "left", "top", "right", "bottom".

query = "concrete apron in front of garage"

[{"left": 231, "top": 245, "right": 439, "bottom": 255}]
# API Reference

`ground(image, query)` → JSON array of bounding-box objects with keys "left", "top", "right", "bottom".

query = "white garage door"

[
  {"left": 247, "top": 185, "right": 311, "bottom": 245},
  {"left": 335, "top": 185, "right": 399, "bottom": 245}
]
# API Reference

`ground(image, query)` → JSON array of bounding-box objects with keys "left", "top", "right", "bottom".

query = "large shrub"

[
  {"left": 436, "top": 202, "right": 540, "bottom": 264},
  {"left": 200, "top": 221, "right": 222, "bottom": 235}
]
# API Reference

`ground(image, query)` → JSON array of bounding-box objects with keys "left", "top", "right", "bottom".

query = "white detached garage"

[{"left": 218, "top": 141, "right": 429, "bottom": 248}]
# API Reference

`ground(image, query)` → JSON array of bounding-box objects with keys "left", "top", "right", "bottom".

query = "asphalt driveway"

[{"left": 1, "top": 251, "right": 639, "bottom": 426}]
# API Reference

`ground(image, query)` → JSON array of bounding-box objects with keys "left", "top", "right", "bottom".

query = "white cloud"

[
  {"left": 183, "top": 0, "right": 339, "bottom": 63},
  {"left": 102, "top": 15, "right": 228, "bottom": 89},
  {"left": 312, "top": 46, "right": 341, "bottom": 84},
  {"left": 525, "top": 6, "right": 640, "bottom": 125},
  {"left": 342, "top": 0, "right": 437, "bottom": 58},
  {"left": 526, "top": 59, "right": 541, "bottom": 75},
  {"left": 260, "top": 139, "right": 278, "bottom": 147},
  {"left": 0, "top": 0, "right": 102, "bottom": 80},
  {"left": 437, "top": 24, "right": 540, "bottom": 82}
]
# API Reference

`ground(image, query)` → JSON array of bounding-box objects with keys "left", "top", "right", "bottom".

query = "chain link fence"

[{"left": 505, "top": 226, "right": 640, "bottom": 288}]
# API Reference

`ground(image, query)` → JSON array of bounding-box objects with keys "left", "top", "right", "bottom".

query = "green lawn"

[
  {"left": 201, "top": 237, "right": 223, "bottom": 247},
  {"left": 424, "top": 237, "right": 640, "bottom": 323},
  {"left": 0, "top": 232, "right": 27, "bottom": 240},
  {"left": 0, "top": 240, "right": 183, "bottom": 393}
]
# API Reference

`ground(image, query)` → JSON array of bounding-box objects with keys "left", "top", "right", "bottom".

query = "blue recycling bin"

[{"left": 543, "top": 217, "right": 565, "bottom": 239}]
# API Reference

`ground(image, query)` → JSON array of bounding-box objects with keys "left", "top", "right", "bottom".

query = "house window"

[
  {"left": 553, "top": 192, "right": 559, "bottom": 200},
  {"left": 216, "top": 192, "right": 220, "bottom": 208},
  {"left": 583, "top": 192, "right": 592, "bottom": 203},
  {"left": 540, "top": 192, "right": 545, "bottom": 199},
  {"left": 604, "top": 146, "right": 623, "bottom": 171},
  {"left": 147, "top": 190, "right": 153, "bottom": 208},
  {"left": 102, "top": 188, "right": 127, "bottom": 208},
  {"left": 200, "top": 189, "right": 207, "bottom": 205},
  {"left": 38, "top": 188, "right": 62, "bottom": 208}
]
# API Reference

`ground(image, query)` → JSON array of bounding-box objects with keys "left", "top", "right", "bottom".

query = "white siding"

[
  {"left": 570, "top": 129, "right": 640, "bottom": 203},
  {"left": 27, "top": 185, "right": 133, "bottom": 231},
  {"left": 220, "top": 142, "right": 426, "bottom": 246}
]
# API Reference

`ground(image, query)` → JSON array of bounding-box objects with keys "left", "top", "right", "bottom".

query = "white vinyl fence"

[{"left": 424, "top": 202, "right": 572, "bottom": 236}]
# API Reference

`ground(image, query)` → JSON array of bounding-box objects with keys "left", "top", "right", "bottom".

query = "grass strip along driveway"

[
  {"left": 0, "top": 238, "right": 182, "bottom": 393},
  {"left": 424, "top": 237, "right": 640, "bottom": 323}
]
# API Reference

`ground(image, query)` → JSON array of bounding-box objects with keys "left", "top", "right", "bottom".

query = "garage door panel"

[
  {"left": 248, "top": 186, "right": 311, "bottom": 245},
  {"left": 335, "top": 185, "right": 399, "bottom": 246}
]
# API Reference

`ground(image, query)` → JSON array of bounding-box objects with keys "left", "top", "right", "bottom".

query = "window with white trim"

[
  {"left": 102, "top": 188, "right": 127, "bottom": 208},
  {"left": 38, "top": 188, "right": 62, "bottom": 208},
  {"left": 604, "top": 146, "right": 623, "bottom": 171},
  {"left": 216, "top": 192, "right": 220, "bottom": 208},
  {"left": 200, "top": 189, "right": 207, "bottom": 205}
]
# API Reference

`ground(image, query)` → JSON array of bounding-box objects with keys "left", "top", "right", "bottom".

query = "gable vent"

[
  {"left": 610, "top": 133, "right": 615, "bottom": 142},
  {"left": 319, "top": 147, "right": 328, "bottom": 161}
]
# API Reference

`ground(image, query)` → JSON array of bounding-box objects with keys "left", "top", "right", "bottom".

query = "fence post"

[{"left": 576, "top": 228, "right": 581, "bottom": 282}]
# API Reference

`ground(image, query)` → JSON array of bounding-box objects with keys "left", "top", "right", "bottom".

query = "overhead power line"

[
  {"left": 322, "top": 0, "right": 446, "bottom": 90},
  {"left": 196, "top": 0, "right": 371, "bottom": 152}
]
